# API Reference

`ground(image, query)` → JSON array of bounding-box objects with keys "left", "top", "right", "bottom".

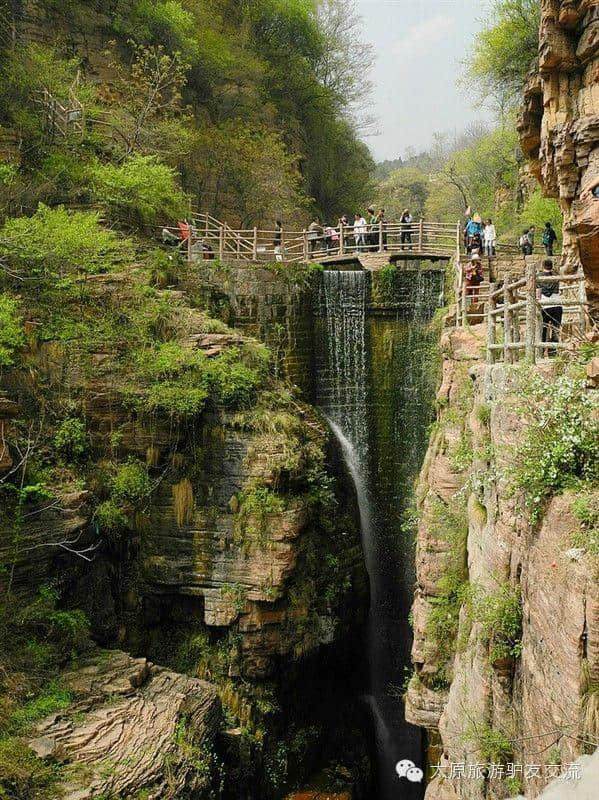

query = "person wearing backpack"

[
  {"left": 542, "top": 221, "right": 558, "bottom": 255},
  {"left": 537, "top": 259, "right": 562, "bottom": 355},
  {"left": 520, "top": 228, "right": 533, "bottom": 255}
]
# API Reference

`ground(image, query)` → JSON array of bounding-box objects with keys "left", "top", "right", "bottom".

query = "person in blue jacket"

[{"left": 465, "top": 214, "right": 483, "bottom": 253}]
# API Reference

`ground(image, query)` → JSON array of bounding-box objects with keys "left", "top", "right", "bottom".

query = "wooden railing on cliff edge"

[
  {"left": 455, "top": 257, "right": 588, "bottom": 364},
  {"left": 162, "top": 213, "right": 462, "bottom": 264}
]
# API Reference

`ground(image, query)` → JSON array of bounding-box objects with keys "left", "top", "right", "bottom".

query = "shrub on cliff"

[
  {"left": 0, "top": 585, "right": 89, "bottom": 799},
  {"left": 93, "top": 459, "right": 153, "bottom": 540},
  {"left": 0, "top": 294, "right": 24, "bottom": 367},
  {"left": 513, "top": 375, "right": 599, "bottom": 522},
  {"left": 90, "top": 155, "right": 188, "bottom": 229},
  {"left": 53, "top": 417, "right": 88, "bottom": 461},
  {"left": 130, "top": 340, "right": 271, "bottom": 419},
  {"left": 474, "top": 581, "right": 522, "bottom": 664},
  {"left": 0, "top": 204, "right": 132, "bottom": 276}
]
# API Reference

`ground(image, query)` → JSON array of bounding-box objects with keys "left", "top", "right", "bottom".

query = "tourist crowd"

[
  {"left": 463, "top": 214, "right": 558, "bottom": 257},
  {"left": 463, "top": 211, "right": 562, "bottom": 352},
  {"left": 302, "top": 206, "right": 417, "bottom": 256}
]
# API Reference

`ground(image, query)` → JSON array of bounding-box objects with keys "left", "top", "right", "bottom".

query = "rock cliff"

[
  {"left": 518, "top": 0, "right": 599, "bottom": 313},
  {"left": 27, "top": 650, "right": 221, "bottom": 800},
  {"left": 0, "top": 263, "right": 369, "bottom": 798},
  {"left": 406, "top": 325, "right": 599, "bottom": 799}
]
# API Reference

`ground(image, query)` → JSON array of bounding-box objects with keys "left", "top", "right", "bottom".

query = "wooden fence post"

[
  {"left": 578, "top": 272, "right": 586, "bottom": 333},
  {"left": 302, "top": 230, "right": 308, "bottom": 261},
  {"left": 339, "top": 223, "right": 344, "bottom": 256},
  {"left": 219, "top": 225, "right": 224, "bottom": 261},
  {"left": 253, "top": 227, "right": 258, "bottom": 261},
  {"left": 503, "top": 282, "right": 513, "bottom": 363},
  {"left": 525, "top": 261, "right": 537, "bottom": 363},
  {"left": 379, "top": 220, "right": 384, "bottom": 253},
  {"left": 418, "top": 218, "right": 424, "bottom": 252},
  {"left": 487, "top": 283, "right": 497, "bottom": 363},
  {"left": 461, "top": 281, "right": 467, "bottom": 327},
  {"left": 456, "top": 221, "right": 461, "bottom": 261}
]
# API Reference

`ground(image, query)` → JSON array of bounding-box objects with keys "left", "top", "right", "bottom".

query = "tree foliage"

[
  {"left": 0, "top": 0, "right": 375, "bottom": 226},
  {"left": 373, "top": 121, "right": 562, "bottom": 244},
  {"left": 464, "top": 0, "right": 540, "bottom": 108},
  {"left": 90, "top": 155, "right": 189, "bottom": 228},
  {"left": 0, "top": 205, "right": 132, "bottom": 276}
]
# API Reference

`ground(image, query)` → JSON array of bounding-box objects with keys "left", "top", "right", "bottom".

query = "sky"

[{"left": 354, "top": 0, "right": 490, "bottom": 162}]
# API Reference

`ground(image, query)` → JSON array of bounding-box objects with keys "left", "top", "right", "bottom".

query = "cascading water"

[{"left": 314, "top": 268, "right": 443, "bottom": 800}]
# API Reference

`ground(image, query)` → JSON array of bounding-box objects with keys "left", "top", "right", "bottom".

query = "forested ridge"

[{"left": 0, "top": 0, "right": 374, "bottom": 228}]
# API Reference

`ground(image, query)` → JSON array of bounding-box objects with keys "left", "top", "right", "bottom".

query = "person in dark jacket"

[
  {"left": 537, "top": 258, "right": 562, "bottom": 355},
  {"left": 542, "top": 221, "right": 558, "bottom": 255}
]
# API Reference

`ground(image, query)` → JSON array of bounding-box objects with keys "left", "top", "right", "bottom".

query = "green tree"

[
  {"left": 90, "top": 155, "right": 188, "bottom": 228},
  {"left": 465, "top": 0, "right": 540, "bottom": 107},
  {"left": 373, "top": 166, "right": 429, "bottom": 221}
]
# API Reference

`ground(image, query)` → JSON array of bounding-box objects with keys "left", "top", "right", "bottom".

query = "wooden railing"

[
  {"left": 37, "top": 87, "right": 85, "bottom": 138},
  {"left": 472, "top": 263, "right": 588, "bottom": 364},
  {"left": 161, "top": 213, "right": 462, "bottom": 263}
]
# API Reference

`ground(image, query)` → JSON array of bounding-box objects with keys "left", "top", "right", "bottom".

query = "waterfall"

[
  {"left": 315, "top": 268, "right": 442, "bottom": 800},
  {"left": 316, "top": 270, "right": 369, "bottom": 457}
]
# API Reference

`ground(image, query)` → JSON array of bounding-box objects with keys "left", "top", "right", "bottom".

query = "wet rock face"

[{"left": 519, "top": 0, "right": 599, "bottom": 312}]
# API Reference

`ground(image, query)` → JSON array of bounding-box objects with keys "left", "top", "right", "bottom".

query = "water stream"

[{"left": 314, "top": 268, "right": 443, "bottom": 799}]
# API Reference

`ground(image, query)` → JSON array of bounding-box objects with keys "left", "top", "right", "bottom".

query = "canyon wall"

[
  {"left": 406, "top": 324, "right": 599, "bottom": 800},
  {"left": 518, "top": 0, "right": 599, "bottom": 313},
  {"left": 0, "top": 262, "right": 373, "bottom": 798}
]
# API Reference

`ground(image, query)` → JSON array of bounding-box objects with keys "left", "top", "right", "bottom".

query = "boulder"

[{"left": 27, "top": 649, "right": 221, "bottom": 800}]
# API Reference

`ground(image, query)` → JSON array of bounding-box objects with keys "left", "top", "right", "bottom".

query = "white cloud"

[{"left": 392, "top": 15, "right": 455, "bottom": 60}]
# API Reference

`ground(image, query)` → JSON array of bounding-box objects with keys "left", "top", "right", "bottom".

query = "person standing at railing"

[
  {"left": 400, "top": 209, "right": 413, "bottom": 248},
  {"left": 367, "top": 205, "right": 377, "bottom": 251},
  {"left": 543, "top": 221, "right": 558, "bottom": 255},
  {"left": 537, "top": 258, "right": 562, "bottom": 356},
  {"left": 483, "top": 218, "right": 496, "bottom": 256},
  {"left": 308, "top": 217, "right": 323, "bottom": 255},
  {"left": 339, "top": 215, "right": 350, "bottom": 252},
  {"left": 354, "top": 212, "right": 367, "bottom": 251},
  {"left": 325, "top": 224, "right": 339, "bottom": 254},
  {"left": 274, "top": 220, "right": 283, "bottom": 261},
  {"left": 376, "top": 208, "right": 387, "bottom": 250},
  {"left": 520, "top": 228, "right": 533, "bottom": 255}
]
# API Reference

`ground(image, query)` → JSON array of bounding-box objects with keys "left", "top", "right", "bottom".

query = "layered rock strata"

[
  {"left": 518, "top": 0, "right": 599, "bottom": 313},
  {"left": 407, "top": 326, "right": 599, "bottom": 800}
]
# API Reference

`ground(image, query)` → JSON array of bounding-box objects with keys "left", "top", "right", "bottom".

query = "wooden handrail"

[{"left": 165, "top": 210, "right": 465, "bottom": 264}]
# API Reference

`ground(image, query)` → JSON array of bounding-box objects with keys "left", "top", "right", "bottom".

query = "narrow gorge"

[{"left": 1, "top": 1, "right": 598, "bottom": 800}]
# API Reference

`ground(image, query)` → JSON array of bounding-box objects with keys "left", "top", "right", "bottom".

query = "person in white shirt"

[
  {"left": 483, "top": 218, "right": 496, "bottom": 256},
  {"left": 354, "top": 213, "right": 367, "bottom": 251},
  {"left": 400, "top": 209, "right": 413, "bottom": 248}
]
